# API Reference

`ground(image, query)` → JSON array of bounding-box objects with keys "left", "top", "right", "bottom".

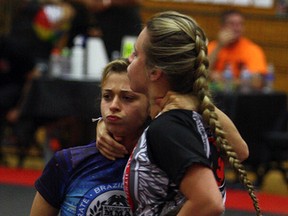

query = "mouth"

[{"left": 106, "top": 115, "right": 121, "bottom": 122}]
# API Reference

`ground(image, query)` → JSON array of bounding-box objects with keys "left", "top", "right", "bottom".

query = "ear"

[{"left": 149, "top": 68, "right": 163, "bottom": 81}]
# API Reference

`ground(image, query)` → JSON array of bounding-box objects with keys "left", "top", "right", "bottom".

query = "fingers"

[
  {"left": 96, "top": 118, "right": 128, "bottom": 160},
  {"left": 97, "top": 136, "right": 128, "bottom": 159},
  {"left": 98, "top": 135, "right": 128, "bottom": 154}
]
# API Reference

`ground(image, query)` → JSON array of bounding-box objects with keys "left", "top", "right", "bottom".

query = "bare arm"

[
  {"left": 178, "top": 165, "right": 224, "bottom": 216},
  {"left": 6, "top": 68, "right": 41, "bottom": 123},
  {"left": 96, "top": 92, "right": 248, "bottom": 162},
  {"left": 30, "top": 192, "right": 59, "bottom": 216},
  {"left": 215, "top": 107, "right": 249, "bottom": 162}
]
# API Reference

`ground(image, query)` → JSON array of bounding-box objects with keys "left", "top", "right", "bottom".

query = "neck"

[
  {"left": 113, "top": 133, "right": 141, "bottom": 154},
  {"left": 148, "top": 72, "right": 171, "bottom": 112},
  {"left": 158, "top": 91, "right": 199, "bottom": 114}
]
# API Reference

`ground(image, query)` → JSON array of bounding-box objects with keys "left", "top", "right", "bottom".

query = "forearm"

[
  {"left": 178, "top": 165, "right": 224, "bottom": 216},
  {"left": 215, "top": 107, "right": 249, "bottom": 161},
  {"left": 30, "top": 192, "right": 59, "bottom": 216},
  {"left": 178, "top": 200, "right": 223, "bottom": 216}
]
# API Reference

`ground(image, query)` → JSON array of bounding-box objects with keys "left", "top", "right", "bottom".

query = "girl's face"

[
  {"left": 101, "top": 72, "right": 149, "bottom": 142},
  {"left": 127, "top": 28, "right": 151, "bottom": 95}
]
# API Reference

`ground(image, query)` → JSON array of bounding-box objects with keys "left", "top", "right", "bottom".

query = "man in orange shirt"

[{"left": 208, "top": 9, "right": 267, "bottom": 81}]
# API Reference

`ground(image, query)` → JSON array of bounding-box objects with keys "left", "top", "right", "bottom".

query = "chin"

[{"left": 109, "top": 128, "right": 124, "bottom": 137}]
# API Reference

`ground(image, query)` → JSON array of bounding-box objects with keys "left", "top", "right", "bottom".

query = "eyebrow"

[{"left": 102, "top": 89, "right": 134, "bottom": 93}]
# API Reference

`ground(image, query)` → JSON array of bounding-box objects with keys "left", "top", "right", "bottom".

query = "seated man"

[{"left": 208, "top": 9, "right": 267, "bottom": 83}]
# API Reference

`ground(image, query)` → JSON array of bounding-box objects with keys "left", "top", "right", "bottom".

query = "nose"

[
  {"left": 109, "top": 96, "right": 121, "bottom": 112},
  {"left": 128, "top": 54, "right": 134, "bottom": 63}
]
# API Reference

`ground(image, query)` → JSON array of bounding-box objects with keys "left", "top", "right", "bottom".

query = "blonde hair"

[
  {"left": 144, "top": 11, "right": 261, "bottom": 215},
  {"left": 100, "top": 58, "right": 129, "bottom": 88}
]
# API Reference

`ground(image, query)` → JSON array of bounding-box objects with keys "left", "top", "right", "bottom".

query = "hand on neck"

[{"left": 113, "top": 135, "right": 139, "bottom": 155}]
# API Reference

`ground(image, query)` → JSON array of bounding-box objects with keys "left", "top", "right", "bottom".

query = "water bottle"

[
  {"left": 263, "top": 63, "right": 275, "bottom": 93},
  {"left": 223, "top": 64, "right": 234, "bottom": 93},
  {"left": 239, "top": 65, "right": 251, "bottom": 93},
  {"left": 60, "top": 47, "right": 71, "bottom": 77},
  {"left": 71, "top": 35, "right": 85, "bottom": 79},
  {"left": 49, "top": 48, "right": 62, "bottom": 78}
]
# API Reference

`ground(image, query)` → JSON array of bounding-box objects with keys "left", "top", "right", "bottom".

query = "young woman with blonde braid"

[
  {"left": 122, "top": 11, "right": 261, "bottom": 215},
  {"left": 97, "top": 12, "right": 260, "bottom": 216}
]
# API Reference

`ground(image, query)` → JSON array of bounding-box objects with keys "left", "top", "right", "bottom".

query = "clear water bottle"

[
  {"left": 60, "top": 47, "right": 71, "bottom": 77},
  {"left": 71, "top": 35, "right": 85, "bottom": 79},
  {"left": 49, "top": 48, "right": 62, "bottom": 78},
  {"left": 263, "top": 63, "right": 275, "bottom": 93},
  {"left": 239, "top": 65, "right": 251, "bottom": 93},
  {"left": 223, "top": 63, "right": 234, "bottom": 93}
]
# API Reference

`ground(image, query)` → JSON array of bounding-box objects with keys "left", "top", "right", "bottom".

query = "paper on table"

[
  {"left": 212, "top": 0, "right": 231, "bottom": 4},
  {"left": 232, "top": 0, "right": 252, "bottom": 6},
  {"left": 254, "top": 0, "right": 273, "bottom": 8}
]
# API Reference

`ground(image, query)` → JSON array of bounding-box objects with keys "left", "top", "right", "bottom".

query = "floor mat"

[
  {"left": 226, "top": 189, "right": 288, "bottom": 215},
  {"left": 0, "top": 166, "right": 287, "bottom": 215},
  {"left": 0, "top": 166, "right": 41, "bottom": 187}
]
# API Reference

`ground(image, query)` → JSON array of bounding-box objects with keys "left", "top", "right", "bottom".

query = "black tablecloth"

[
  {"left": 22, "top": 78, "right": 101, "bottom": 121},
  {"left": 213, "top": 91, "right": 288, "bottom": 166}
]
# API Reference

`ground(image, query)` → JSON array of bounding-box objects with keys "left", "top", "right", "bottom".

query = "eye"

[
  {"left": 102, "top": 93, "right": 112, "bottom": 101},
  {"left": 122, "top": 92, "right": 138, "bottom": 102},
  {"left": 122, "top": 95, "right": 135, "bottom": 102},
  {"left": 129, "top": 51, "right": 137, "bottom": 62}
]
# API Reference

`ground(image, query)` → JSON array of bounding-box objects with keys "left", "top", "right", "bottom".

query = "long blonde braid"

[
  {"left": 145, "top": 11, "right": 262, "bottom": 215},
  {"left": 192, "top": 32, "right": 261, "bottom": 216}
]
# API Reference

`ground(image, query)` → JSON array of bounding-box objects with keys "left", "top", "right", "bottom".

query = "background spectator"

[{"left": 208, "top": 9, "right": 267, "bottom": 83}]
